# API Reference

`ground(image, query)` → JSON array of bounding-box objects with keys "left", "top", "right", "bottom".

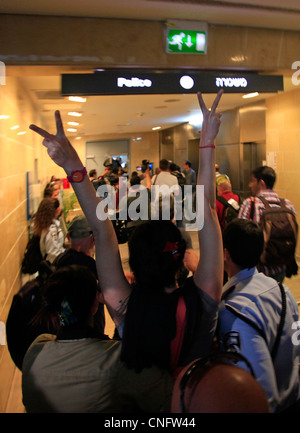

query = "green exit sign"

[{"left": 167, "top": 29, "right": 207, "bottom": 54}]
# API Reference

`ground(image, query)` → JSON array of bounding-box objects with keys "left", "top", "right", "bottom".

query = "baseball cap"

[{"left": 68, "top": 215, "right": 92, "bottom": 239}]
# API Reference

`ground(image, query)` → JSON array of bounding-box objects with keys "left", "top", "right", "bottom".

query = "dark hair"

[
  {"left": 223, "top": 219, "right": 264, "bottom": 269},
  {"left": 159, "top": 159, "right": 170, "bottom": 171},
  {"left": 252, "top": 166, "right": 276, "bottom": 189},
  {"left": 170, "top": 163, "right": 180, "bottom": 172},
  {"left": 43, "top": 186, "right": 55, "bottom": 198},
  {"left": 184, "top": 160, "right": 192, "bottom": 168},
  {"left": 89, "top": 169, "right": 97, "bottom": 177},
  {"left": 128, "top": 220, "right": 186, "bottom": 292},
  {"left": 31, "top": 265, "right": 98, "bottom": 334},
  {"left": 122, "top": 221, "right": 188, "bottom": 372},
  {"left": 130, "top": 174, "right": 141, "bottom": 187}
]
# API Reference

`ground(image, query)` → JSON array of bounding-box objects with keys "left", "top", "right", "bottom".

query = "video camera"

[
  {"left": 137, "top": 159, "right": 153, "bottom": 173},
  {"left": 103, "top": 157, "right": 121, "bottom": 170}
]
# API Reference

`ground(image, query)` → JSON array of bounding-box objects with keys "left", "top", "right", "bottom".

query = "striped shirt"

[{"left": 238, "top": 190, "right": 297, "bottom": 277}]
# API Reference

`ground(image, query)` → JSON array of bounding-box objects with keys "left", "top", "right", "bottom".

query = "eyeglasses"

[{"left": 179, "top": 351, "right": 255, "bottom": 413}]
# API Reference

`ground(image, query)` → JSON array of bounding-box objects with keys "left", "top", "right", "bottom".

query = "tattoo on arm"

[{"left": 115, "top": 296, "right": 130, "bottom": 318}]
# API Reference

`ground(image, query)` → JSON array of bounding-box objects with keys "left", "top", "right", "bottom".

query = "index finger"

[
  {"left": 210, "top": 89, "right": 224, "bottom": 113},
  {"left": 197, "top": 92, "right": 209, "bottom": 115},
  {"left": 55, "top": 110, "right": 65, "bottom": 137},
  {"left": 29, "top": 124, "right": 53, "bottom": 140}
]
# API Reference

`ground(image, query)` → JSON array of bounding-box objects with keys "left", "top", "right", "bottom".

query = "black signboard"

[{"left": 61, "top": 70, "right": 283, "bottom": 96}]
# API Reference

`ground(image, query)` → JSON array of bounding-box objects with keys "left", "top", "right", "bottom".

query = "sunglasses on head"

[{"left": 179, "top": 350, "right": 255, "bottom": 413}]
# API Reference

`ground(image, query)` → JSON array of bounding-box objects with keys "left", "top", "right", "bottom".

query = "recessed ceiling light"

[
  {"left": 0, "top": 115, "right": 9, "bottom": 119},
  {"left": 68, "top": 96, "right": 87, "bottom": 103},
  {"left": 17, "top": 131, "right": 26, "bottom": 135},
  {"left": 68, "top": 112, "right": 82, "bottom": 117},
  {"left": 11, "top": 125, "right": 19, "bottom": 130},
  {"left": 67, "top": 128, "right": 77, "bottom": 132},
  {"left": 242, "top": 92, "right": 259, "bottom": 99},
  {"left": 68, "top": 121, "right": 79, "bottom": 126},
  {"left": 152, "top": 126, "right": 161, "bottom": 130}
]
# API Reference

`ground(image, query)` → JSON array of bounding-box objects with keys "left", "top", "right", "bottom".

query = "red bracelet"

[{"left": 199, "top": 144, "right": 216, "bottom": 149}]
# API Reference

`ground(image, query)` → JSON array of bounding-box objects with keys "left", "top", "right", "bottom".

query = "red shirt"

[{"left": 216, "top": 190, "right": 240, "bottom": 230}]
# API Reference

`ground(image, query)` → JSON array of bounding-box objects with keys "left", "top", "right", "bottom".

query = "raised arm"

[
  {"left": 29, "top": 112, "right": 131, "bottom": 326},
  {"left": 193, "top": 90, "right": 224, "bottom": 302}
]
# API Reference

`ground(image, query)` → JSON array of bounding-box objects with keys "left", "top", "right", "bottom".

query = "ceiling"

[
  {"left": 2, "top": 0, "right": 300, "bottom": 31},
  {"left": 19, "top": 71, "right": 286, "bottom": 137},
  {"left": 3, "top": 0, "right": 298, "bottom": 137}
]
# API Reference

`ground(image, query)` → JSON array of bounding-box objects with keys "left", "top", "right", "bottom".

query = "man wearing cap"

[{"left": 54, "top": 215, "right": 105, "bottom": 335}]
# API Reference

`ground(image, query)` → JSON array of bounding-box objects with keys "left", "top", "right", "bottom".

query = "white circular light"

[{"left": 180, "top": 75, "right": 194, "bottom": 90}]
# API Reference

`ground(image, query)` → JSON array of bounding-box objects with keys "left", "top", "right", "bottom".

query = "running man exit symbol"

[{"left": 167, "top": 30, "right": 207, "bottom": 54}]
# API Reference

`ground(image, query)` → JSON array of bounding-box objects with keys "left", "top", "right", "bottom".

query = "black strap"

[
  {"left": 216, "top": 195, "right": 229, "bottom": 207},
  {"left": 225, "top": 304, "right": 267, "bottom": 341},
  {"left": 271, "top": 282, "right": 286, "bottom": 360},
  {"left": 217, "top": 196, "right": 229, "bottom": 226},
  {"left": 221, "top": 284, "right": 236, "bottom": 300},
  {"left": 249, "top": 196, "right": 255, "bottom": 220},
  {"left": 258, "top": 195, "right": 286, "bottom": 209}
]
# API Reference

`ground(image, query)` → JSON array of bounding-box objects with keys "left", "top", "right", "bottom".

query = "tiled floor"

[{"left": 4, "top": 233, "right": 300, "bottom": 412}]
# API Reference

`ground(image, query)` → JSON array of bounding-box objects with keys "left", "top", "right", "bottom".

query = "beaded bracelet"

[{"left": 199, "top": 144, "right": 216, "bottom": 149}]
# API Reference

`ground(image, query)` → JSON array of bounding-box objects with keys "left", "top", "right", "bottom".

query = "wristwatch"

[{"left": 67, "top": 167, "right": 87, "bottom": 183}]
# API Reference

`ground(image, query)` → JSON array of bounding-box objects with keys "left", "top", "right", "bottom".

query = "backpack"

[
  {"left": 6, "top": 260, "right": 54, "bottom": 369},
  {"left": 172, "top": 171, "right": 186, "bottom": 189},
  {"left": 253, "top": 196, "right": 298, "bottom": 269},
  {"left": 21, "top": 235, "right": 43, "bottom": 274},
  {"left": 217, "top": 195, "right": 241, "bottom": 228}
]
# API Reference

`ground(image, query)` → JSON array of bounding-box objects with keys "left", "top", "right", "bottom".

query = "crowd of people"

[{"left": 6, "top": 90, "right": 300, "bottom": 414}]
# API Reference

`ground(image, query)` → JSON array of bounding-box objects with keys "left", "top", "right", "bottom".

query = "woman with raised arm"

[{"left": 29, "top": 90, "right": 223, "bottom": 376}]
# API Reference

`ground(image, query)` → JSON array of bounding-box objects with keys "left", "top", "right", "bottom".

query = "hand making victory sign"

[
  {"left": 197, "top": 89, "right": 223, "bottom": 147},
  {"left": 30, "top": 109, "right": 132, "bottom": 326},
  {"left": 30, "top": 110, "right": 83, "bottom": 174}
]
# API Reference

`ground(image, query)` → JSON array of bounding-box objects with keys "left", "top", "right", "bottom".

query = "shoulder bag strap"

[
  {"left": 216, "top": 195, "right": 228, "bottom": 207},
  {"left": 271, "top": 283, "right": 286, "bottom": 361},
  {"left": 249, "top": 196, "right": 255, "bottom": 220},
  {"left": 217, "top": 195, "right": 228, "bottom": 224}
]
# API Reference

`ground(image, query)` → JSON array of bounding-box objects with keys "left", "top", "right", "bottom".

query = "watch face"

[{"left": 73, "top": 170, "right": 84, "bottom": 182}]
